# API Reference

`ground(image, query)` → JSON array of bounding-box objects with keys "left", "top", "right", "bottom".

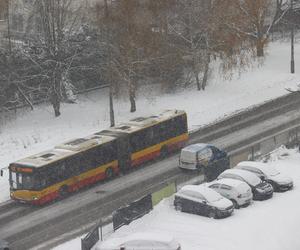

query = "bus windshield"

[{"left": 10, "top": 171, "right": 36, "bottom": 190}]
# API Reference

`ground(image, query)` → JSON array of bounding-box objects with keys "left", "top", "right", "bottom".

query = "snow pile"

[{"left": 0, "top": 41, "right": 300, "bottom": 203}]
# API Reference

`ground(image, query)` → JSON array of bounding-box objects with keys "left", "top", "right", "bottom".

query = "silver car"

[
  {"left": 205, "top": 178, "right": 252, "bottom": 208},
  {"left": 218, "top": 169, "right": 274, "bottom": 201}
]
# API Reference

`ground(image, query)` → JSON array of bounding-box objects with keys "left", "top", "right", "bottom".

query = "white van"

[
  {"left": 178, "top": 143, "right": 228, "bottom": 170},
  {"left": 204, "top": 178, "right": 252, "bottom": 208}
]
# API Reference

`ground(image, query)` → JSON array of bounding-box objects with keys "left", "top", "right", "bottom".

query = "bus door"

[{"left": 117, "top": 135, "right": 131, "bottom": 172}]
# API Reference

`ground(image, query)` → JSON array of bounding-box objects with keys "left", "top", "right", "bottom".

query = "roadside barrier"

[
  {"left": 229, "top": 124, "right": 300, "bottom": 167},
  {"left": 82, "top": 182, "right": 177, "bottom": 250}
]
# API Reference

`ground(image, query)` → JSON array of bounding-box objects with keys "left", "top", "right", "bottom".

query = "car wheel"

[
  {"left": 105, "top": 167, "right": 114, "bottom": 179},
  {"left": 208, "top": 210, "right": 216, "bottom": 219},
  {"left": 175, "top": 203, "right": 182, "bottom": 212},
  {"left": 231, "top": 199, "right": 239, "bottom": 209}
]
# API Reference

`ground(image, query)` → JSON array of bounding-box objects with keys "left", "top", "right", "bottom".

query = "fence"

[
  {"left": 112, "top": 194, "right": 153, "bottom": 231},
  {"left": 82, "top": 183, "right": 177, "bottom": 250},
  {"left": 81, "top": 226, "right": 99, "bottom": 250},
  {"left": 229, "top": 124, "right": 300, "bottom": 167}
]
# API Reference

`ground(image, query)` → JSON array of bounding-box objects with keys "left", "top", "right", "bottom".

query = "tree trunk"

[
  {"left": 51, "top": 93, "right": 61, "bottom": 117},
  {"left": 130, "top": 95, "right": 136, "bottom": 113},
  {"left": 129, "top": 79, "right": 136, "bottom": 113},
  {"left": 195, "top": 71, "right": 201, "bottom": 91},
  {"left": 256, "top": 39, "right": 264, "bottom": 57},
  {"left": 109, "top": 87, "right": 115, "bottom": 127},
  {"left": 201, "top": 53, "right": 210, "bottom": 90}
]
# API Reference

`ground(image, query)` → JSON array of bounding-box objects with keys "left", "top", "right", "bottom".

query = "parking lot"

[{"left": 96, "top": 147, "right": 300, "bottom": 250}]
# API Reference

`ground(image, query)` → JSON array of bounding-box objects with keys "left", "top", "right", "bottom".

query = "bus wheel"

[
  {"left": 160, "top": 146, "right": 169, "bottom": 158},
  {"left": 105, "top": 167, "right": 114, "bottom": 179},
  {"left": 58, "top": 185, "right": 69, "bottom": 199}
]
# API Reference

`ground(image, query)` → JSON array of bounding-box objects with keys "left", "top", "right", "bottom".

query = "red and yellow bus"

[{"left": 9, "top": 110, "right": 188, "bottom": 205}]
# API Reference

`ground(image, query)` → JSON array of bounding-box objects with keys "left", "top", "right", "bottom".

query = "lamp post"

[
  {"left": 104, "top": 0, "right": 115, "bottom": 127},
  {"left": 291, "top": 0, "right": 295, "bottom": 74}
]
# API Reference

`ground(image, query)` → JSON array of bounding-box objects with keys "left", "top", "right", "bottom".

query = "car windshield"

[
  {"left": 261, "top": 166, "right": 280, "bottom": 177},
  {"left": 10, "top": 171, "right": 36, "bottom": 190},
  {"left": 245, "top": 174, "right": 261, "bottom": 186},
  {"left": 202, "top": 189, "right": 222, "bottom": 203}
]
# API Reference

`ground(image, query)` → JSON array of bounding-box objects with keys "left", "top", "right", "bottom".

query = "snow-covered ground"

[
  {"left": 55, "top": 146, "right": 300, "bottom": 250},
  {"left": 0, "top": 41, "right": 300, "bottom": 204}
]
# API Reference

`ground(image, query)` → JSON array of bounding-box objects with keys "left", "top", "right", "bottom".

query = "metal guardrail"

[{"left": 83, "top": 182, "right": 177, "bottom": 250}]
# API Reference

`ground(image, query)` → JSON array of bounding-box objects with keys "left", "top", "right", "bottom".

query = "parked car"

[
  {"left": 178, "top": 143, "right": 229, "bottom": 181},
  {"left": 174, "top": 185, "right": 234, "bottom": 219},
  {"left": 217, "top": 169, "right": 273, "bottom": 200},
  {"left": 204, "top": 178, "right": 252, "bottom": 208},
  {"left": 95, "top": 232, "right": 181, "bottom": 250},
  {"left": 0, "top": 239, "right": 9, "bottom": 250},
  {"left": 236, "top": 161, "right": 293, "bottom": 192}
]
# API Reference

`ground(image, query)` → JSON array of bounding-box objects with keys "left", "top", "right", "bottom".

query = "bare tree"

[
  {"left": 167, "top": 0, "right": 247, "bottom": 90},
  {"left": 32, "top": 0, "right": 81, "bottom": 117},
  {"left": 227, "top": 0, "right": 288, "bottom": 57}
]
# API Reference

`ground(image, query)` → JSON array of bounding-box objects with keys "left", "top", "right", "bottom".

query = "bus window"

[
  {"left": 10, "top": 171, "right": 36, "bottom": 190},
  {"left": 10, "top": 171, "right": 17, "bottom": 189}
]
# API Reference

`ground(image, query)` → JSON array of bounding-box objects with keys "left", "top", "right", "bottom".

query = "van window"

[{"left": 197, "top": 148, "right": 212, "bottom": 165}]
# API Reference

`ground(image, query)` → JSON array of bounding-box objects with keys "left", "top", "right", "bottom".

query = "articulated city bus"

[{"left": 9, "top": 110, "right": 188, "bottom": 205}]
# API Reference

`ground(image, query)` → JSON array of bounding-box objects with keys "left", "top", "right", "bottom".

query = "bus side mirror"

[{"left": 0, "top": 170, "right": 3, "bottom": 177}]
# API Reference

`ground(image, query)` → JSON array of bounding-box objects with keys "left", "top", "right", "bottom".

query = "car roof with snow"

[
  {"left": 211, "top": 178, "right": 248, "bottom": 187},
  {"left": 237, "top": 161, "right": 279, "bottom": 174},
  {"left": 237, "top": 161, "right": 268, "bottom": 169},
  {"left": 219, "top": 169, "right": 262, "bottom": 184},
  {"left": 178, "top": 185, "right": 222, "bottom": 200},
  {"left": 182, "top": 143, "right": 212, "bottom": 153},
  {"left": 97, "top": 232, "right": 180, "bottom": 250}
]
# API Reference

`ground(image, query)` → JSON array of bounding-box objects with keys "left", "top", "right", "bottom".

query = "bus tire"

[
  {"left": 160, "top": 146, "right": 169, "bottom": 158},
  {"left": 105, "top": 167, "right": 114, "bottom": 179},
  {"left": 58, "top": 185, "right": 69, "bottom": 199}
]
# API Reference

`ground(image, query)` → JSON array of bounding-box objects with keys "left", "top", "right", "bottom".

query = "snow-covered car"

[
  {"left": 95, "top": 232, "right": 181, "bottom": 250},
  {"left": 236, "top": 161, "right": 293, "bottom": 192},
  {"left": 174, "top": 185, "right": 234, "bottom": 219},
  {"left": 178, "top": 143, "right": 229, "bottom": 181},
  {"left": 0, "top": 239, "right": 9, "bottom": 250},
  {"left": 217, "top": 169, "right": 273, "bottom": 200},
  {"left": 205, "top": 178, "right": 252, "bottom": 208}
]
